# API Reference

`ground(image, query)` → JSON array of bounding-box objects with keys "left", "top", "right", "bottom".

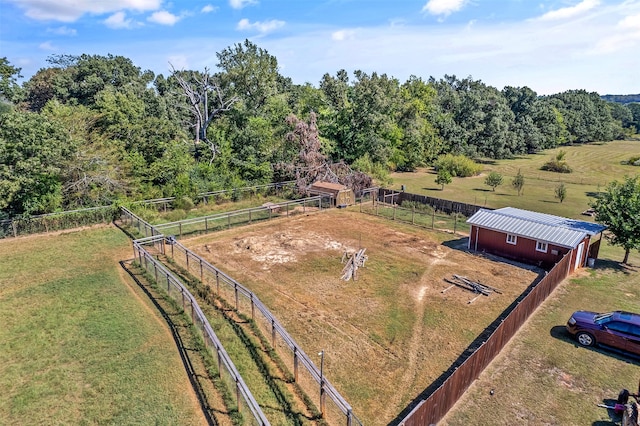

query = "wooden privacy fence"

[
  {"left": 399, "top": 251, "right": 572, "bottom": 425},
  {"left": 0, "top": 205, "right": 117, "bottom": 239},
  {"left": 378, "top": 189, "right": 487, "bottom": 216},
  {"left": 133, "top": 235, "right": 270, "bottom": 425},
  {"left": 165, "top": 238, "right": 363, "bottom": 426}
]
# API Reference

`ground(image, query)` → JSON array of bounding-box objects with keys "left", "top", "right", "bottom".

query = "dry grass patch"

[{"left": 182, "top": 209, "right": 541, "bottom": 424}]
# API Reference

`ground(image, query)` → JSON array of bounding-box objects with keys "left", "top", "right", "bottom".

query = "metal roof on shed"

[{"left": 467, "top": 207, "right": 606, "bottom": 248}]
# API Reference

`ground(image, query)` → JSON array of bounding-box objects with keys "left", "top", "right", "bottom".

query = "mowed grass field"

[
  {"left": 0, "top": 226, "right": 206, "bottom": 425},
  {"left": 389, "top": 140, "right": 640, "bottom": 219}
]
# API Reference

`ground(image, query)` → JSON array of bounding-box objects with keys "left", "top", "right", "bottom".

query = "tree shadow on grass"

[
  {"left": 593, "top": 259, "right": 638, "bottom": 275},
  {"left": 423, "top": 186, "right": 445, "bottom": 192},
  {"left": 550, "top": 325, "right": 640, "bottom": 366}
]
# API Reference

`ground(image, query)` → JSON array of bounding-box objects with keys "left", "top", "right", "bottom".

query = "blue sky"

[{"left": 1, "top": 0, "right": 639, "bottom": 95}]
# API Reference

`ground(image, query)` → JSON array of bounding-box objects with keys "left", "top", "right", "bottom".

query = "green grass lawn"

[
  {"left": 0, "top": 226, "right": 206, "bottom": 425},
  {"left": 389, "top": 140, "right": 640, "bottom": 219}
]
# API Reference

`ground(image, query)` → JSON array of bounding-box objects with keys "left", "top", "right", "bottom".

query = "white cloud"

[
  {"left": 201, "top": 5, "right": 217, "bottom": 13},
  {"left": 422, "top": 0, "right": 467, "bottom": 16},
  {"left": 148, "top": 10, "right": 180, "bottom": 25},
  {"left": 47, "top": 26, "right": 77, "bottom": 36},
  {"left": 39, "top": 41, "right": 56, "bottom": 51},
  {"left": 619, "top": 13, "right": 640, "bottom": 30},
  {"left": 229, "top": 0, "right": 258, "bottom": 10},
  {"left": 236, "top": 18, "right": 285, "bottom": 34},
  {"left": 332, "top": 29, "right": 356, "bottom": 41},
  {"left": 6, "top": 0, "right": 162, "bottom": 22},
  {"left": 590, "top": 12, "right": 640, "bottom": 54},
  {"left": 537, "top": 0, "right": 600, "bottom": 21},
  {"left": 104, "top": 11, "right": 136, "bottom": 29}
]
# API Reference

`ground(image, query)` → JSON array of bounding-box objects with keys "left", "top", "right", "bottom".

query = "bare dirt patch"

[{"left": 183, "top": 209, "right": 541, "bottom": 425}]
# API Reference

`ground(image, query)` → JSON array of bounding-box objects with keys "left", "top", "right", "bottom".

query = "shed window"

[
  {"left": 506, "top": 234, "right": 517, "bottom": 245},
  {"left": 536, "top": 241, "right": 548, "bottom": 253}
]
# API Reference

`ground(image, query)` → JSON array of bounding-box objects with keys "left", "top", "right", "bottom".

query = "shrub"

[
  {"left": 541, "top": 150, "right": 573, "bottom": 173},
  {"left": 400, "top": 200, "right": 434, "bottom": 213},
  {"left": 434, "top": 154, "right": 482, "bottom": 177},
  {"left": 173, "top": 196, "right": 195, "bottom": 211},
  {"left": 621, "top": 155, "right": 640, "bottom": 166}
]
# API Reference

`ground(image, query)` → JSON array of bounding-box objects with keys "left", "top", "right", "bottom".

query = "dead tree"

[
  {"left": 170, "top": 65, "right": 238, "bottom": 164},
  {"left": 280, "top": 112, "right": 372, "bottom": 196}
]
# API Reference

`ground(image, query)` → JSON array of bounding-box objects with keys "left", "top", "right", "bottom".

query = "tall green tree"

[
  {"left": 0, "top": 110, "right": 73, "bottom": 215},
  {"left": 0, "top": 57, "right": 22, "bottom": 106},
  {"left": 592, "top": 175, "right": 640, "bottom": 264}
]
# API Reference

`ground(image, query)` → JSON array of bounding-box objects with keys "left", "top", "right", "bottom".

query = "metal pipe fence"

[
  {"left": 152, "top": 196, "right": 329, "bottom": 239},
  {"left": 359, "top": 197, "right": 471, "bottom": 235},
  {"left": 120, "top": 207, "right": 161, "bottom": 238},
  {"left": 0, "top": 205, "right": 117, "bottom": 239},
  {"left": 133, "top": 235, "right": 270, "bottom": 426},
  {"left": 131, "top": 181, "right": 298, "bottom": 211},
  {"left": 166, "top": 238, "right": 362, "bottom": 426}
]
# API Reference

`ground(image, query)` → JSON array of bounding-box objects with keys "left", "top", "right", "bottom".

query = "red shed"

[{"left": 467, "top": 207, "right": 606, "bottom": 272}]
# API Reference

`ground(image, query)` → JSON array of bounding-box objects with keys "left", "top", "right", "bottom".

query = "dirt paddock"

[{"left": 183, "top": 209, "right": 541, "bottom": 424}]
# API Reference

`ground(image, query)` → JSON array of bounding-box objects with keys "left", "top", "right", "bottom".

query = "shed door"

[{"left": 575, "top": 242, "right": 584, "bottom": 269}]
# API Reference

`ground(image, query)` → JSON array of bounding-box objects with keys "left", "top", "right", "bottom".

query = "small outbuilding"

[
  {"left": 467, "top": 207, "right": 606, "bottom": 272},
  {"left": 308, "top": 181, "right": 354, "bottom": 208}
]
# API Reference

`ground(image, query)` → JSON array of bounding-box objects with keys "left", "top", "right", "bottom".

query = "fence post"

[
  {"left": 200, "top": 259, "right": 204, "bottom": 283},
  {"left": 179, "top": 222, "right": 182, "bottom": 238},
  {"left": 234, "top": 284, "right": 239, "bottom": 310},
  {"left": 236, "top": 378, "right": 242, "bottom": 414},
  {"left": 205, "top": 217, "right": 208, "bottom": 233},
  {"left": 216, "top": 270, "right": 220, "bottom": 294},
  {"left": 154, "top": 262, "right": 158, "bottom": 283},
  {"left": 293, "top": 347, "right": 299, "bottom": 382},
  {"left": 454, "top": 213, "right": 458, "bottom": 234},
  {"left": 432, "top": 210, "right": 435, "bottom": 229},
  {"left": 186, "top": 250, "right": 189, "bottom": 268},
  {"left": 250, "top": 294, "right": 255, "bottom": 320},
  {"left": 271, "top": 319, "right": 276, "bottom": 347},
  {"left": 166, "top": 272, "right": 171, "bottom": 293}
]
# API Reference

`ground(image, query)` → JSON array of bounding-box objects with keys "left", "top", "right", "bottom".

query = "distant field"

[
  {"left": 0, "top": 226, "right": 205, "bottom": 425},
  {"left": 389, "top": 140, "right": 640, "bottom": 219}
]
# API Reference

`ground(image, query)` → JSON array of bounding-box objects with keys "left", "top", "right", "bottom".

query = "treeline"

[
  {"left": 601, "top": 94, "right": 640, "bottom": 104},
  {"left": 1, "top": 39, "right": 638, "bottom": 217}
]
